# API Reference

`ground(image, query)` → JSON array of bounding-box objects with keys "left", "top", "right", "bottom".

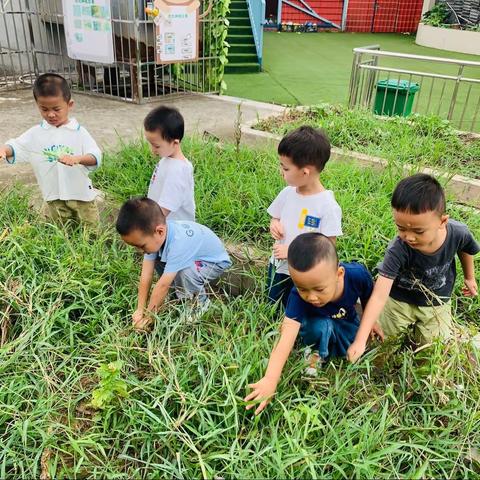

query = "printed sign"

[
  {"left": 63, "top": 0, "right": 115, "bottom": 64},
  {"left": 153, "top": 3, "right": 199, "bottom": 63}
]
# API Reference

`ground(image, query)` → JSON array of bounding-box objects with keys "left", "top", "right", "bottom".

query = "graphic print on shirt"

[
  {"left": 397, "top": 263, "right": 451, "bottom": 292},
  {"left": 331, "top": 308, "right": 347, "bottom": 319},
  {"left": 297, "top": 208, "right": 321, "bottom": 232},
  {"left": 42, "top": 145, "right": 74, "bottom": 162}
]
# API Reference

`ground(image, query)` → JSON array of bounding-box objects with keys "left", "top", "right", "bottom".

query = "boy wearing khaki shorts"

[
  {"left": 0, "top": 73, "right": 101, "bottom": 226},
  {"left": 347, "top": 174, "right": 479, "bottom": 363}
]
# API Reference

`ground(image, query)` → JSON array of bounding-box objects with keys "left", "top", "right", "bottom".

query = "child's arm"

[
  {"left": 0, "top": 145, "right": 13, "bottom": 161},
  {"left": 459, "top": 251, "right": 478, "bottom": 297},
  {"left": 147, "top": 271, "right": 177, "bottom": 311},
  {"left": 133, "top": 258, "right": 156, "bottom": 324},
  {"left": 347, "top": 275, "right": 394, "bottom": 363},
  {"left": 244, "top": 317, "right": 300, "bottom": 415},
  {"left": 57, "top": 153, "right": 98, "bottom": 167}
]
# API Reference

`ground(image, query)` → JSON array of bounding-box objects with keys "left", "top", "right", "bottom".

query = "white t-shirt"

[
  {"left": 147, "top": 156, "right": 195, "bottom": 222},
  {"left": 267, "top": 186, "right": 343, "bottom": 274},
  {"left": 6, "top": 118, "right": 101, "bottom": 202}
]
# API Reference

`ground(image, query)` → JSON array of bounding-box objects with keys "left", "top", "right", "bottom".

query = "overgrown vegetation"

[
  {"left": 255, "top": 105, "right": 480, "bottom": 179},
  {"left": 1, "top": 138, "right": 480, "bottom": 477}
]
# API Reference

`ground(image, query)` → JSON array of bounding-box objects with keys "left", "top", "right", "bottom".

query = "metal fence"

[
  {"left": 348, "top": 45, "right": 480, "bottom": 132},
  {"left": 0, "top": 0, "right": 223, "bottom": 103}
]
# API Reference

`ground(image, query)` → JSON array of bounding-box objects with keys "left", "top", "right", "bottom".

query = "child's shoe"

[
  {"left": 181, "top": 297, "right": 212, "bottom": 324},
  {"left": 304, "top": 347, "right": 324, "bottom": 377}
]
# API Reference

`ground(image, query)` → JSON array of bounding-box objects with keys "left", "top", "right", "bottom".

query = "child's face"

[
  {"left": 145, "top": 130, "right": 179, "bottom": 158},
  {"left": 279, "top": 155, "right": 310, "bottom": 187},
  {"left": 36, "top": 95, "right": 73, "bottom": 127},
  {"left": 393, "top": 209, "right": 448, "bottom": 253},
  {"left": 290, "top": 261, "right": 344, "bottom": 307},
  {"left": 121, "top": 225, "right": 166, "bottom": 254}
]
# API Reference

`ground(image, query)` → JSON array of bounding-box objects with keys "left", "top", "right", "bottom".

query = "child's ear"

[
  {"left": 68, "top": 99, "right": 75, "bottom": 109},
  {"left": 337, "top": 265, "right": 345, "bottom": 280},
  {"left": 440, "top": 214, "right": 449, "bottom": 227},
  {"left": 303, "top": 167, "right": 310, "bottom": 176},
  {"left": 154, "top": 224, "right": 166, "bottom": 236}
]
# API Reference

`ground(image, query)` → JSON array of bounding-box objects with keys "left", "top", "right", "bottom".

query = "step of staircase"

[
  {"left": 229, "top": 16, "right": 251, "bottom": 26},
  {"left": 225, "top": 62, "right": 261, "bottom": 74},
  {"left": 228, "top": 43, "right": 257, "bottom": 54}
]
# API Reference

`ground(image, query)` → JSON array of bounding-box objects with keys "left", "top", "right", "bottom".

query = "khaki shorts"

[
  {"left": 379, "top": 297, "right": 452, "bottom": 345},
  {"left": 46, "top": 199, "right": 99, "bottom": 226}
]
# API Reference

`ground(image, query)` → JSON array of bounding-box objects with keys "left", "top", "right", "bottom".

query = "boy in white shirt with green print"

[{"left": 0, "top": 73, "right": 101, "bottom": 225}]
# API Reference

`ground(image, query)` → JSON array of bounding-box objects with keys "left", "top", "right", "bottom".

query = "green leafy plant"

[
  {"left": 422, "top": 3, "right": 450, "bottom": 27},
  {"left": 91, "top": 360, "right": 129, "bottom": 410}
]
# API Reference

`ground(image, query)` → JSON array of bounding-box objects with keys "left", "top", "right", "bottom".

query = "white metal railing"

[{"left": 348, "top": 45, "right": 480, "bottom": 132}]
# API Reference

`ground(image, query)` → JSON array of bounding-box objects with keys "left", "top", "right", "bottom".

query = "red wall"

[{"left": 280, "top": 0, "right": 423, "bottom": 33}]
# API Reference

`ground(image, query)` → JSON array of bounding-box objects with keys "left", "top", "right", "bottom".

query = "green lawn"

[{"left": 224, "top": 32, "right": 480, "bottom": 131}]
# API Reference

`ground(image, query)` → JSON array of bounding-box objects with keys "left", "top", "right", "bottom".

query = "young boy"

[
  {"left": 143, "top": 105, "right": 195, "bottom": 222},
  {"left": 347, "top": 174, "right": 479, "bottom": 363},
  {"left": 0, "top": 73, "right": 101, "bottom": 225},
  {"left": 116, "top": 197, "right": 231, "bottom": 331},
  {"left": 246, "top": 233, "right": 373, "bottom": 415},
  {"left": 267, "top": 126, "right": 342, "bottom": 308}
]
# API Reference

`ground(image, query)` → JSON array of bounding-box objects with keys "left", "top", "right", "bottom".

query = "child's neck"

[
  {"left": 167, "top": 145, "right": 186, "bottom": 161},
  {"left": 296, "top": 177, "right": 325, "bottom": 195}
]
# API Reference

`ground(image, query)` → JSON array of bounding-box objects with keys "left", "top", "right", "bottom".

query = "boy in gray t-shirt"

[{"left": 347, "top": 174, "right": 479, "bottom": 363}]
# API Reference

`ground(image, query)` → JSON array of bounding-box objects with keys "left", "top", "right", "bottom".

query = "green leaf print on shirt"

[{"left": 42, "top": 145, "right": 75, "bottom": 162}]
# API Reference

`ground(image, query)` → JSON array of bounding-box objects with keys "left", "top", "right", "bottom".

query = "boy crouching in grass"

[
  {"left": 116, "top": 197, "right": 231, "bottom": 331},
  {"left": 348, "top": 174, "right": 479, "bottom": 363},
  {"left": 245, "top": 233, "right": 373, "bottom": 415}
]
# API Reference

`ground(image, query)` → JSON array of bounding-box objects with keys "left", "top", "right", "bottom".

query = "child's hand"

[
  {"left": 347, "top": 339, "right": 366, "bottom": 363},
  {"left": 58, "top": 155, "right": 80, "bottom": 166},
  {"left": 273, "top": 243, "right": 288, "bottom": 260},
  {"left": 462, "top": 278, "right": 478, "bottom": 297},
  {"left": 270, "top": 219, "right": 284, "bottom": 240},
  {"left": 371, "top": 322, "right": 384, "bottom": 341},
  {"left": 132, "top": 309, "right": 153, "bottom": 332},
  {"left": 244, "top": 376, "right": 278, "bottom": 415}
]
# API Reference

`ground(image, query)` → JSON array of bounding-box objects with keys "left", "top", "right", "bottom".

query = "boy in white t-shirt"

[
  {"left": 132, "top": 106, "right": 195, "bottom": 326},
  {"left": 267, "top": 126, "right": 342, "bottom": 308},
  {"left": 0, "top": 73, "right": 101, "bottom": 225},
  {"left": 143, "top": 105, "right": 195, "bottom": 222}
]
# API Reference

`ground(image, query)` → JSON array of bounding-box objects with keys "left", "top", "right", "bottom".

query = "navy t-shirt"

[{"left": 286, "top": 262, "right": 373, "bottom": 323}]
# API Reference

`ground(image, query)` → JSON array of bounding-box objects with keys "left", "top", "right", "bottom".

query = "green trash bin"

[{"left": 373, "top": 79, "right": 420, "bottom": 117}]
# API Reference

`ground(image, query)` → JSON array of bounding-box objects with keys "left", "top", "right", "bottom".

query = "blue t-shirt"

[
  {"left": 144, "top": 221, "right": 231, "bottom": 274},
  {"left": 286, "top": 262, "right": 373, "bottom": 323}
]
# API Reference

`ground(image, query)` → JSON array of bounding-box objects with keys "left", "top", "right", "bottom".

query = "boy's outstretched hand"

[
  {"left": 58, "top": 154, "right": 80, "bottom": 166},
  {"left": 244, "top": 376, "right": 278, "bottom": 415},
  {"left": 346, "top": 340, "right": 366, "bottom": 364},
  {"left": 463, "top": 278, "right": 478, "bottom": 297},
  {"left": 132, "top": 309, "right": 153, "bottom": 332}
]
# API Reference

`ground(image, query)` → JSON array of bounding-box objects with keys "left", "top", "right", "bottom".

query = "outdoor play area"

[{"left": 1, "top": 0, "right": 480, "bottom": 478}]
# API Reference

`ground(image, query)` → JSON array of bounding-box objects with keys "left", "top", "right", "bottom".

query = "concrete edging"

[{"left": 240, "top": 124, "right": 480, "bottom": 209}]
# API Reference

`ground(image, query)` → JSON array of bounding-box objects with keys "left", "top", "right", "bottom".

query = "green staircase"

[{"left": 226, "top": 0, "right": 261, "bottom": 73}]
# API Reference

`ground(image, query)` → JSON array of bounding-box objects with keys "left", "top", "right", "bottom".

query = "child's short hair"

[
  {"left": 33, "top": 73, "right": 71, "bottom": 102},
  {"left": 144, "top": 105, "right": 185, "bottom": 142},
  {"left": 116, "top": 197, "right": 166, "bottom": 235},
  {"left": 391, "top": 173, "right": 446, "bottom": 215},
  {"left": 278, "top": 126, "right": 331, "bottom": 171},
  {"left": 288, "top": 233, "right": 338, "bottom": 272}
]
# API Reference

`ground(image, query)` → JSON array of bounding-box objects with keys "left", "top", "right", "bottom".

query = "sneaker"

[
  {"left": 303, "top": 348, "right": 324, "bottom": 377},
  {"left": 181, "top": 297, "right": 212, "bottom": 324}
]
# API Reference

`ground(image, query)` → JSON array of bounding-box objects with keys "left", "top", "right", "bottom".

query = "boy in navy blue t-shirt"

[{"left": 245, "top": 233, "right": 373, "bottom": 415}]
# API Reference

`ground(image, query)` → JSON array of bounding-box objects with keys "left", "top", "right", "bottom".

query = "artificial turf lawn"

[{"left": 224, "top": 32, "right": 480, "bottom": 131}]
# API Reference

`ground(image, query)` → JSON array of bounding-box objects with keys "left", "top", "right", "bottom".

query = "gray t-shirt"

[{"left": 377, "top": 219, "right": 479, "bottom": 306}]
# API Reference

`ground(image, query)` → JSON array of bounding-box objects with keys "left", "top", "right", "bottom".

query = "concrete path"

[{"left": 0, "top": 89, "right": 284, "bottom": 189}]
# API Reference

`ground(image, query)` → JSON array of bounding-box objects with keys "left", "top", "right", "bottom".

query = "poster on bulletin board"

[
  {"left": 153, "top": 4, "right": 199, "bottom": 64},
  {"left": 63, "top": 0, "right": 115, "bottom": 64}
]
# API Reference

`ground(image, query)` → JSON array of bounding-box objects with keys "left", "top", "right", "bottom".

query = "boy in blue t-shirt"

[
  {"left": 245, "top": 233, "right": 373, "bottom": 415},
  {"left": 116, "top": 197, "right": 231, "bottom": 331}
]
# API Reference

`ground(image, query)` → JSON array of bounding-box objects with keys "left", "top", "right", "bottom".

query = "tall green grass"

[{"left": 0, "top": 138, "right": 479, "bottom": 477}]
